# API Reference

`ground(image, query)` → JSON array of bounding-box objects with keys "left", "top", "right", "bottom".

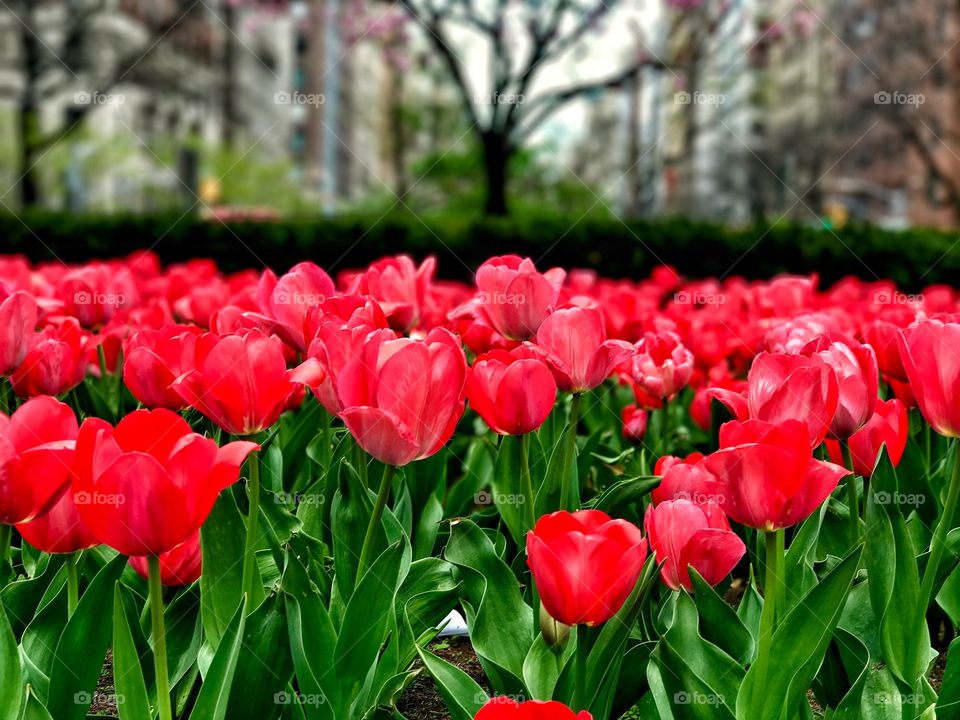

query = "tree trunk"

[
  {"left": 16, "top": 10, "right": 41, "bottom": 209},
  {"left": 483, "top": 134, "right": 510, "bottom": 215},
  {"left": 222, "top": 2, "right": 238, "bottom": 148}
]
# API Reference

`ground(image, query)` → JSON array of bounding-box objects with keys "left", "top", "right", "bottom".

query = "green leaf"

[
  {"left": 444, "top": 519, "right": 533, "bottom": 689},
  {"left": 201, "top": 492, "right": 248, "bottom": 652},
  {"left": 591, "top": 475, "right": 661, "bottom": 515},
  {"left": 413, "top": 646, "right": 487, "bottom": 720},
  {"left": 46, "top": 554, "right": 126, "bottom": 720},
  {"left": 112, "top": 585, "right": 152, "bottom": 720},
  {"left": 18, "top": 687, "right": 53, "bottom": 720},
  {"left": 864, "top": 454, "right": 929, "bottom": 684},
  {"left": 331, "top": 460, "right": 375, "bottom": 599},
  {"left": 490, "top": 435, "right": 526, "bottom": 545},
  {"left": 0, "top": 598, "right": 23, "bottom": 719},
  {"left": 333, "top": 541, "right": 405, "bottom": 713},
  {"left": 522, "top": 634, "right": 563, "bottom": 701},
  {"left": 190, "top": 598, "right": 248, "bottom": 720},
  {"left": 690, "top": 570, "right": 754, "bottom": 665},
  {"left": 937, "top": 636, "right": 960, "bottom": 717},
  {"left": 736, "top": 548, "right": 861, "bottom": 720},
  {"left": 225, "top": 593, "right": 294, "bottom": 720}
]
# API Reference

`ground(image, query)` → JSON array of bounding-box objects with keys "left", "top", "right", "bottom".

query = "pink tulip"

[
  {"left": 471, "top": 255, "right": 565, "bottom": 341},
  {"left": 250, "top": 262, "right": 336, "bottom": 351},
  {"left": 632, "top": 331, "right": 695, "bottom": 400},
  {"left": 0, "top": 290, "right": 37, "bottom": 375},
  {"left": 467, "top": 347, "right": 556, "bottom": 435},
  {"left": 801, "top": 333, "right": 878, "bottom": 440},
  {"left": 11, "top": 318, "right": 88, "bottom": 398}
]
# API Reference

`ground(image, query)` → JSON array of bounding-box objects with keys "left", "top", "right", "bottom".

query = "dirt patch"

[{"left": 397, "top": 637, "right": 491, "bottom": 719}]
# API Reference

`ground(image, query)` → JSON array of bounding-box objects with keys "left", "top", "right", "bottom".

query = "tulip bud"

[{"left": 539, "top": 603, "right": 571, "bottom": 652}]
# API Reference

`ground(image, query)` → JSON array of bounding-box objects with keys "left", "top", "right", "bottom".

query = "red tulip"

[
  {"left": 472, "top": 255, "right": 565, "bottom": 341},
  {"left": 16, "top": 486, "right": 98, "bottom": 554},
  {"left": 475, "top": 697, "right": 591, "bottom": 720},
  {"left": 337, "top": 328, "right": 467, "bottom": 466},
  {"left": 251, "top": 262, "right": 335, "bottom": 351},
  {"left": 531, "top": 307, "right": 634, "bottom": 393},
  {"left": 300, "top": 295, "right": 390, "bottom": 415},
  {"left": 898, "top": 320, "right": 960, "bottom": 437},
  {"left": 862, "top": 308, "right": 918, "bottom": 382},
  {"left": 651, "top": 457, "right": 726, "bottom": 506},
  {"left": 123, "top": 325, "right": 202, "bottom": 410},
  {"left": 11, "top": 318, "right": 88, "bottom": 398},
  {"left": 644, "top": 499, "right": 746, "bottom": 591},
  {"left": 653, "top": 452, "right": 704, "bottom": 477},
  {"left": 347, "top": 255, "right": 435, "bottom": 332},
  {"left": 467, "top": 347, "right": 556, "bottom": 435},
  {"left": 0, "top": 396, "right": 78, "bottom": 524},
  {"left": 632, "top": 330, "right": 694, "bottom": 400},
  {"left": 703, "top": 419, "right": 848, "bottom": 531},
  {"left": 764, "top": 313, "right": 840, "bottom": 354},
  {"left": 56, "top": 263, "right": 132, "bottom": 328},
  {"left": 0, "top": 290, "right": 37, "bottom": 375},
  {"left": 173, "top": 330, "right": 320, "bottom": 435},
  {"left": 129, "top": 532, "right": 202, "bottom": 586},
  {"left": 526, "top": 509, "right": 648, "bottom": 626},
  {"left": 825, "top": 398, "right": 908, "bottom": 477},
  {"left": 621, "top": 404, "right": 648, "bottom": 442},
  {"left": 72, "top": 409, "right": 258, "bottom": 556},
  {"left": 709, "top": 352, "right": 839, "bottom": 447},
  {"left": 801, "top": 333, "right": 878, "bottom": 440}
]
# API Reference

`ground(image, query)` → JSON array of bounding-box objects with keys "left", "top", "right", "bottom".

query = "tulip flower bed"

[{"left": 2, "top": 252, "right": 960, "bottom": 720}]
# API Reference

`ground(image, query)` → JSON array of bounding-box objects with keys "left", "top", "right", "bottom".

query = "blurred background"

[{"left": 0, "top": 0, "right": 958, "bottom": 278}]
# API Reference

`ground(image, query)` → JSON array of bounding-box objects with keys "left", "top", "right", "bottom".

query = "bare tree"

[{"left": 395, "top": 0, "right": 674, "bottom": 214}]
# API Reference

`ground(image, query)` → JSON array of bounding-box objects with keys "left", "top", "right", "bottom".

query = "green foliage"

[{"left": 3, "top": 212, "right": 958, "bottom": 290}]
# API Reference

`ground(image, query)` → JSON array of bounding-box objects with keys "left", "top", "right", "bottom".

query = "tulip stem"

[
  {"left": 358, "top": 464, "right": 396, "bottom": 580},
  {"left": 753, "top": 530, "right": 780, "bottom": 703},
  {"left": 840, "top": 440, "right": 860, "bottom": 544},
  {"left": 241, "top": 449, "right": 261, "bottom": 613},
  {"left": 574, "top": 625, "right": 591, "bottom": 711},
  {"left": 519, "top": 433, "right": 536, "bottom": 533},
  {"left": 559, "top": 393, "right": 582, "bottom": 512},
  {"left": 148, "top": 556, "right": 172, "bottom": 720},
  {"left": 65, "top": 552, "right": 79, "bottom": 617},
  {"left": 919, "top": 441, "right": 960, "bottom": 614},
  {"left": 0, "top": 524, "right": 10, "bottom": 568}
]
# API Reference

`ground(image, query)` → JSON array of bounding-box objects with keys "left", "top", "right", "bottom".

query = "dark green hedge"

[{"left": 1, "top": 212, "right": 956, "bottom": 289}]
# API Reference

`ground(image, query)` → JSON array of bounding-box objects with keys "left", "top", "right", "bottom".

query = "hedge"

[{"left": 1, "top": 211, "right": 957, "bottom": 289}]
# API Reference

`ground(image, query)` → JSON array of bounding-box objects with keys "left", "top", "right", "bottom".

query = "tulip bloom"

[
  {"left": 337, "top": 328, "right": 467, "bottom": 466},
  {"left": 621, "top": 404, "right": 648, "bottom": 442},
  {"left": 651, "top": 457, "right": 726, "bottom": 506},
  {"left": 632, "top": 331, "right": 694, "bottom": 400},
  {"left": 300, "top": 295, "right": 390, "bottom": 415},
  {"left": 467, "top": 348, "right": 556, "bottom": 435},
  {"left": 898, "top": 320, "right": 960, "bottom": 437},
  {"left": 173, "top": 330, "right": 319, "bottom": 436},
  {"left": 709, "top": 352, "right": 839, "bottom": 447},
  {"left": 0, "top": 289, "right": 37, "bottom": 375},
  {"left": 825, "top": 398, "right": 908, "bottom": 477},
  {"left": 123, "top": 325, "right": 202, "bottom": 410},
  {"left": 16, "top": 487, "right": 98, "bottom": 554},
  {"left": 11, "top": 318, "right": 88, "bottom": 398},
  {"left": 251, "top": 262, "right": 336, "bottom": 351},
  {"left": 862, "top": 309, "right": 917, "bottom": 383},
  {"left": 0, "top": 396, "right": 78, "bottom": 525},
  {"left": 347, "top": 255, "right": 435, "bottom": 332},
  {"left": 129, "top": 532, "right": 202, "bottom": 586},
  {"left": 801, "top": 333, "right": 878, "bottom": 440},
  {"left": 73, "top": 409, "right": 258, "bottom": 556},
  {"left": 475, "top": 698, "right": 591, "bottom": 720},
  {"left": 703, "top": 419, "right": 848, "bottom": 531},
  {"left": 471, "top": 255, "right": 566, "bottom": 341},
  {"left": 644, "top": 499, "right": 746, "bottom": 591},
  {"left": 527, "top": 509, "right": 647, "bottom": 626},
  {"left": 531, "top": 307, "right": 634, "bottom": 393}
]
